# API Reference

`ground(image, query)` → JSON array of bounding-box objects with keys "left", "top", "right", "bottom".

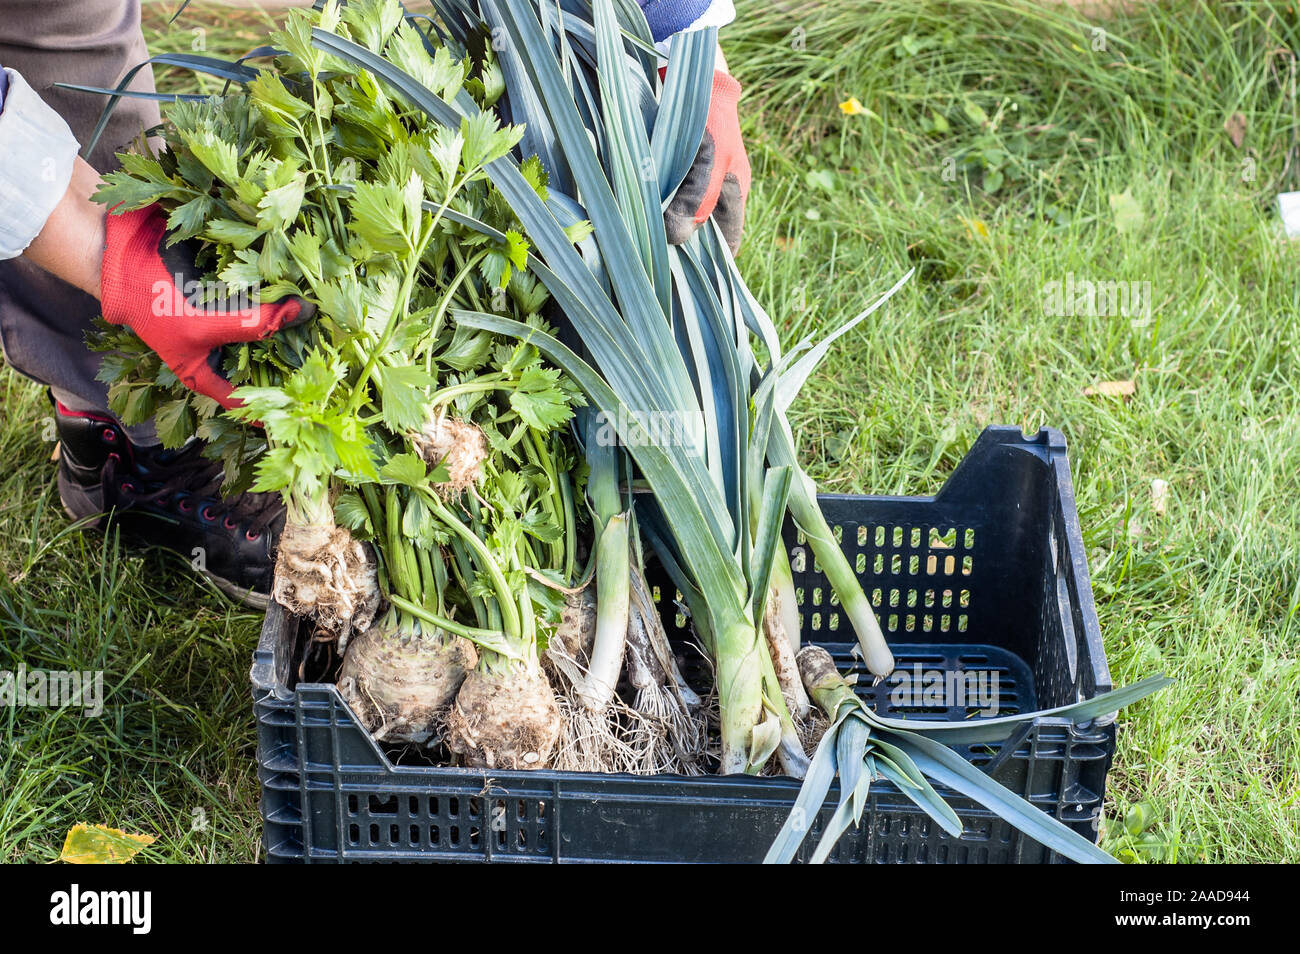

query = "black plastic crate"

[{"left": 251, "top": 426, "right": 1116, "bottom": 863}]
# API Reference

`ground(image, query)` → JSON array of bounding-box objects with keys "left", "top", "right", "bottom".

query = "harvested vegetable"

[
  {"left": 446, "top": 665, "right": 561, "bottom": 769},
  {"left": 338, "top": 609, "right": 476, "bottom": 744},
  {"left": 273, "top": 518, "right": 380, "bottom": 648},
  {"left": 762, "top": 647, "right": 1172, "bottom": 864},
  {"left": 410, "top": 415, "right": 488, "bottom": 496}
]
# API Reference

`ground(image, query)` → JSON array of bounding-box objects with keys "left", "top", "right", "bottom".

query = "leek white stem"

[
  {"left": 581, "top": 512, "right": 631, "bottom": 711},
  {"left": 755, "top": 623, "right": 810, "bottom": 778},
  {"left": 776, "top": 733, "right": 810, "bottom": 778},
  {"left": 714, "top": 617, "right": 765, "bottom": 774},
  {"left": 628, "top": 562, "right": 701, "bottom": 708}
]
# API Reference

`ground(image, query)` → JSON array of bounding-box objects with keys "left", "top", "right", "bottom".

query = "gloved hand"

[
  {"left": 664, "top": 70, "right": 751, "bottom": 254},
  {"left": 100, "top": 204, "right": 314, "bottom": 408}
]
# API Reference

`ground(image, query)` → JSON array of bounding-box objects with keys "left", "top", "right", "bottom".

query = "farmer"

[{"left": 0, "top": 0, "right": 749, "bottom": 605}]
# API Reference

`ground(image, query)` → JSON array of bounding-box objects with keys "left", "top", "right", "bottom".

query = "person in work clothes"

[{"left": 0, "top": 0, "right": 749, "bottom": 604}]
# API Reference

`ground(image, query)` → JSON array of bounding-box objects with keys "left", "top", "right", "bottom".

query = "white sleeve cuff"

[
  {"left": 0, "top": 68, "right": 80, "bottom": 260},
  {"left": 655, "top": 0, "right": 737, "bottom": 60}
]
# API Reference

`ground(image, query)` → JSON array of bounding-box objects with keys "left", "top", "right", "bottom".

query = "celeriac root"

[
  {"left": 273, "top": 520, "right": 381, "bottom": 646},
  {"left": 410, "top": 415, "right": 489, "bottom": 497},
  {"left": 338, "top": 616, "right": 477, "bottom": 746},
  {"left": 550, "top": 585, "right": 597, "bottom": 662},
  {"left": 446, "top": 667, "right": 562, "bottom": 769}
]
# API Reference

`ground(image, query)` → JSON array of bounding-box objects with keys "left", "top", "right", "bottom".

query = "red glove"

[
  {"left": 100, "top": 204, "right": 314, "bottom": 408},
  {"left": 664, "top": 71, "right": 751, "bottom": 254}
]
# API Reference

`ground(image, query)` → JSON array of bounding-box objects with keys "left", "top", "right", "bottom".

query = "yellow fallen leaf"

[
  {"left": 1083, "top": 379, "right": 1136, "bottom": 400},
  {"left": 839, "top": 96, "right": 866, "bottom": 115},
  {"left": 60, "top": 824, "right": 155, "bottom": 864},
  {"left": 960, "top": 216, "right": 990, "bottom": 239}
]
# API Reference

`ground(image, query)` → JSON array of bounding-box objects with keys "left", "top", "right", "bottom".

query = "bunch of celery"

[{"left": 92, "top": 2, "right": 585, "bottom": 765}]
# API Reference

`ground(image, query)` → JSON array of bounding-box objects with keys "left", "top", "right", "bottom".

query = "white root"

[
  {"left": 629, "top": 567, "right": 702, "bottom": 708},
  {"left": 545, "top": 570, "right": 707, "bottom": 776},
  {"left": 545, "top": 586, "right": 629, "bottom": 769},
  {"left": 626, "top": 596, "right": 707, "bottom": 774},
  {"left": 551, "top": 694, "right": 672, "bottom": 774}
]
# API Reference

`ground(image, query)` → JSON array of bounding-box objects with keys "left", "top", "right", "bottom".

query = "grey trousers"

[{"left": 0, "top": 0, "right": 159, "bottom": 441}]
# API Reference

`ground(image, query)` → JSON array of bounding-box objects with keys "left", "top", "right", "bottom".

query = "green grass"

[
  {"left": 2, "top": 0, "right": 1297, "bottom": 862},
  {"left": 0, "top": 379, "right": 265, "bottom": 862}
]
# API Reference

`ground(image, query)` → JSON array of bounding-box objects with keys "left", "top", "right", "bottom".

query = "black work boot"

[{"left": 53, "top": 401, "right": 282, "bottom": 608}]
